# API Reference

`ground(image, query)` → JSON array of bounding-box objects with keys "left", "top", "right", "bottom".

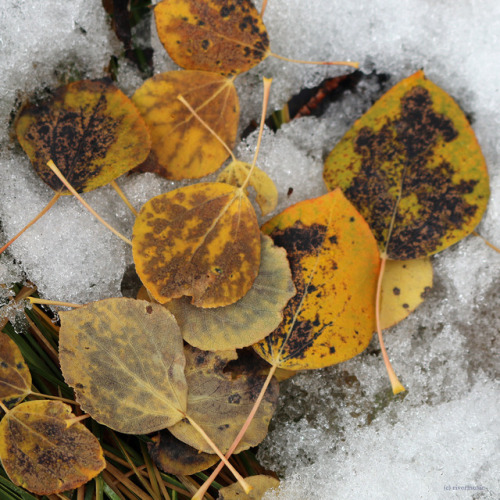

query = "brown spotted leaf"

[
  {"left": 132, "top": 70, "right": 239, "bottom": 180},
  {"left": 217, "top": 475, "right": 280, "bottom": 499},
  {"left": 218, "top": 161, "right": 278, "bottom": 216},
  {"left": 0, "top": 333, "right": 31, "bottom": 408},
  {"left": 132, "top": 183, "right": 260, "bottom": 308},
  {"left": 168, "top": 346, "right": 279, "bottom": 454},
  {"left": 254, "top": 189, "right": 380, "bottom": 370},
  {"left": 154, "top": 0, "right": 270, "bottom": 76},
  {"left": 380, "top": 258, "right": 433, "bottom": 330},
  {"left": 148, "top": 430, "right": 218, "bottom": 475},
  {"left": 59, "top": 298, "right": 188, "bottom": 434},
  {"left": 324, "top": 70, "right": 490, "bottom": 259},
  {"left": 167, "top": 234, "right": 295, "bottom": 351},
  {"left": 0, "top": 400, "right": 105, "bottom": 495},
  {"left": 16, "top": 79, "right": 151, "bottom": 193}
]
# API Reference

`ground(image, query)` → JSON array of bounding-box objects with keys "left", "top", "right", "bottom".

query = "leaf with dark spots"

[
  {"left": 148, "top": 430, "right": 218, "bottom": 475},
  {"left": 168, "top": 345, "right": 279, "bottom": 454},
  {"left": 132, "top": 182, "right": 260, "bottom": 308},
  {"left": 167, "top": 234, "right": 295, "bottom": 351},
  {"left": 0, "top": 333, "right": 31, "bottom": 408},
  {"left": 132, "top": 70, "right": 239, "bottom": 180},
  {"left": 253, "top": 189, "right": 380, "bottom": 370},
  {"left": 324, "top": 70, "right": 490, "bottom": 259},
  {"left": 16, "top": 79, "right": 151, "bottom": 193},
  {"left": 380, "top": 258, "right": 433, "bottom": 330},
  {"left": 59, "top": 298, "right": 188, "bottom": 434},
  {"left": 155, "top": 0, "right": 270, "bottom": 75},
  {"left": 0, "top": 400, "right": 105, "bottom": 495}
]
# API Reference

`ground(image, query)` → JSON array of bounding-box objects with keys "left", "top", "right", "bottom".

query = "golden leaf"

[
  {"left": 0, "top": 333, "right": 31, "bottom": 408},
  {"left": 380, "top": 258, "right": 433, "bottom": 330},
  {"left": 132, "top": 182, "right": 260, "bottom": 308},
  {"left": 254, "top": 189, "right": 380, "bottom": 370},
  {"left": 0, "top": 400, "right": 105, "bottom": 495},
  {"left": 133, "top": 70, "right": 239, "bottom": 180},
  {"left": 324, "top": 70, "right": 490, "bottom": 259},
  {"left": 16, "top": 79, "right": 151, "bottom": 193},
  {"left": 218, "top": 161, "right": 278, "bottom": 216},
  {"left": 154, "top": 0, "right": 269, "bottom": 76},
  {"left": 59, "top": 298, "right": 188, "bottom": 434},
  {"left": 217, "top": 475, "right": 280, "bottom": 499}
]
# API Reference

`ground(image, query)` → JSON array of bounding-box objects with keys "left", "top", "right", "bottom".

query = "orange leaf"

[
  {"left": 154, "top": 0, "right": 269, "bottom": 76},
  {"left": 254, "top": 189, "right": 380, "bottom": 370}
]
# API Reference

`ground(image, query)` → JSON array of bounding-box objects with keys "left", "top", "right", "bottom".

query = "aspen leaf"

[
  {"left": 0, "top": 333, "right": 31, "bottom": 408},
  {"left": 169, "top": 346, "right": 279, "bottom": 454},
  {"left": 217, "top": 475, "right": 280, "bottom": 499},
  {"left": 380, "top": 258, "right": 433, "bottom": 330},
  {"left": 154, "top": 0, "right": 269, "bottom": 76},
  {"left": 132, "top": 70, "right": 239, "bottom": 180},
  {"left": 148, "top": 430, "right": 218, "bottom": 475},
  {"left": 59, "top": 298, "right": 188, "bottom": 434},
  {"left": 218, "top": 161, "right": 278, "bottom": 216},
  {"left": 324, "top": 70, "right": 490, "bottom": 259},
  {"left": 168, "top": 234, "right": 295, "bottom": 351},
  {"left": 0, "top": 400, "right": 105, "bottom": 495},
  {"left": 254, "top": 189, "right": 380, "bottom": 370},
  {"left": 16, "top": 79, "right": 151, "bottom": 193},
  {"left": 132, "top": 183, "right": 260, "bottom": 308}
]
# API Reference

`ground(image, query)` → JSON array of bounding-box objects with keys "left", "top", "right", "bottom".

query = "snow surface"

[{"left": 0, "top": 0, "right": 499, "bottom": 498}]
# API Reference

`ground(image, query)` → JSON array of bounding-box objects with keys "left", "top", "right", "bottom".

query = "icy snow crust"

[{"left": 0, "top": 0, "right": 499, "bottom": 498}]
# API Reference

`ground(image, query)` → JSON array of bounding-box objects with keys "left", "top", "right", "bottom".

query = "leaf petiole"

[{"left": 46, "top": 160, "right": 132, "bottom": 246}]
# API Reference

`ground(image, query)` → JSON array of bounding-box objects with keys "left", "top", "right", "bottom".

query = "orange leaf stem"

[
  {"left": 111, "top": 180, "right": 138, "bottom": 217},
  {"left": 28, "top": 297, "right": 82, "bottom": 309},
  {"left": 186, "top": 415, "right": 252, "bottom": 494},
  {"left": 375, "top": 254, "right": 405, "bottom": 394},
  {"left": 46, "top": 160, "right": 132, "bottom": 246},
  {"left": 472, "top": 230, "right": 500, "bottom": 254},
  {"left": 0, "top": 192, "right": 61, "bottom": 255},
  {"left": 269, "top": 52, "right": 359, "bottom": 69},
  {"left": 241, "top": 77, "right": 272, "bottom": 191}
]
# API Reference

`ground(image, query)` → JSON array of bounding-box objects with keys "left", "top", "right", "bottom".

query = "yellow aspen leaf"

[
  {"left": 253, "top": 189, "right": 380, "bottom": 370},
  {"left": 132, "top": 70, "right": 239, "bottom": 180},
  {"left": 324, "top": 70, "right": 490, "bottom": 259},
  {"left": 380, "top": 258, "right": 433, "bottom": 330},
  {"left": 132, "top": 182, "right": 260, "bottom": 308},
  {"left": 154, "top": 0, "right": 269, "bottom": 76},
  {"left": 59, "top": 298, "right": 188, "bottom": 434},
  {"left": 16, "top": 79, "right": 151, "bottom": 194},
  {"left": 0, "top": 333, "right": 31, "bottom": 408},
  {"left": 148, "top": 430, "right": 218, "bottom": 475},
  {"left": 217, "top": 475, "right": 280, "bottom": 500},
  {"left": 0, "top": 400, "right": 105, "bottom": 495},
  {"left": 167, "top": 234, "right": 295, "bottom": 351},
  {"left": 218, "top": 160, "right": 278, "bottom": 216},
  {"left": 168, "top": 346, "right": 279, "bottom": 454}
]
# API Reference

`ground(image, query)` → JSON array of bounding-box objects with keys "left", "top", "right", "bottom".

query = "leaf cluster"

[{"left": 0, "top": 0, "right": 492, "bottom": 498}]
